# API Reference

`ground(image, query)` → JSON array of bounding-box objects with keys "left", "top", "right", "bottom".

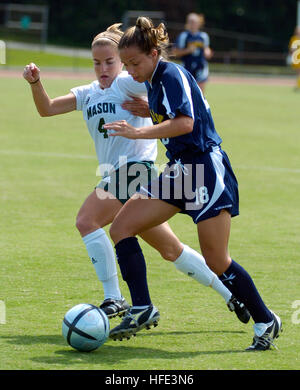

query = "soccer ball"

[{"left": 62, "top": 303, "right": 110, "bottom": 352}]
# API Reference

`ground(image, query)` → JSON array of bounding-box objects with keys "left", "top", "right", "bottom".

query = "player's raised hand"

[
  {"left": 103, "top": 120, "right": 141, "bottom": 139},
  {"left": 23, "top": 62, "right": 40, "bottom": 84}
]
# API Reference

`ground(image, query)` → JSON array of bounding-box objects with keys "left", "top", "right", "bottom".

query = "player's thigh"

[
  {"left": 139, "top": 222, "right": 183, "bottom": 261},
  {"left": 110, "top": 194, "right": 180, "bottom": 243},
  {"left": 76, "top": 189, "right": 123, "bottom": 236},
  {"left": 196, "top": 209, "right": 231, "bottom": 275}
]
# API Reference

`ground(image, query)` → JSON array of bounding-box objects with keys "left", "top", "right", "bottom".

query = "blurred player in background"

[
  {"left": 173, "top": 13, "right": 213, "bottom": 93},
  {"left": 23, "top": 24, "right": 248, "bottom": 324},
  {"left": 105, "top": 16, "right": 282, "bottom": 351},
  {"left": 288, "top": 26, "right": 300, "bottom": 91}
]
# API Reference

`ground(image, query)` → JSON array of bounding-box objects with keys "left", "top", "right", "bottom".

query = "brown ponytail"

[{"left": 119, "top": 16, "right": 169, "bottom": 59}]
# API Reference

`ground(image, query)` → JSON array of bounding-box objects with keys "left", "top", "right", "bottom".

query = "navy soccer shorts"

[{"left": 139, "top": 146, "right": 239, "bottom": 224}]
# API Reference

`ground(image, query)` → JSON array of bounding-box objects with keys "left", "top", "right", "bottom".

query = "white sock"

[
  {"left": 253, "top": 320, "right": 274, "bottom": 337},
  {"left": 82, "top": 228, "right": 122, "bottom": 300},
  {"left": 174, "top": 244, "right": 232, "bottom": 303},
  {"left": 253, "top": 312, "right": 276, "bottom": 337}
]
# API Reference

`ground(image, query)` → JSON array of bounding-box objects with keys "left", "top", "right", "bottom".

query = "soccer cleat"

[
  {"left": 246, "top": 312, "right": 282, "bottom": 351},
  {"left": 99, "top": 297, "right": 130, "bottom": 319},
  {"left": 109, "top": 304, "right": 160, "bottom": 341},
  {"left": 227, "top": 295, "right": 251, "bottom": 324}
]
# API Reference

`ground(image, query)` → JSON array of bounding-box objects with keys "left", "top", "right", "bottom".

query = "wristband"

[{"left": 29, "top": 78, "right": 40, "bottom": 85}]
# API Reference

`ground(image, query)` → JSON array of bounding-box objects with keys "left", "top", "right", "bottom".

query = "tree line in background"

[{"left": 1, "top": 0, "right": 298, "bottom": 51}]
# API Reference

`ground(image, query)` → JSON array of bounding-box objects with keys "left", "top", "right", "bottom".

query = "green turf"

[
  {"left": 5, "top": 48, "right": 92, "bottom": 68},
  {"left": 0, "top": 76, "right": 299, "bottom": 370}
]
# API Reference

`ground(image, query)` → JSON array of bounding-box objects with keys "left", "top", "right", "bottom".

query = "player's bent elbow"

[
  {"left": 37, "top": 100, "right": 59, "bottom": 117},
  {"left": 38, "top": 108, "right": 55, "bottom": 117},
  {"left": 38, "top": 110, "right": 50, "bottom": 117}
]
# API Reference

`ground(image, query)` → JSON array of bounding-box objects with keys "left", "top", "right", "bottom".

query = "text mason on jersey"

[{"left": 87, "top": 102, "right": 116, "bottom": 120}]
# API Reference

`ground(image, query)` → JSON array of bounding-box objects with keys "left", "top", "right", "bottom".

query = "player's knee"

[
  {"left": 202, "top": 249, "right": 231, "bottom": 275},
  {"left": 109, "top": 221, "right": 126, "bottom": 243},
  {"left": 159, "top": 246, "right": 180, "bottom": 262},
  {"left": 109, "top": 218, "right": 138, "bottom": 243},
  {"left": 76, "top": 214, "right": 94, "bottom": 236}
]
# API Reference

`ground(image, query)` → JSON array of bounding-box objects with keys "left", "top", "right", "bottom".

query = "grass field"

[
  {"left": 5, "top": 48, "right": 92, "bottom": 69},
  {"left": 0, "top": 73, "right": 300, "bottom": 372}
]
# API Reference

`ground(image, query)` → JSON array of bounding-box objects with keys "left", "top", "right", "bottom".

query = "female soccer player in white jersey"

[
  {"left": 104, "top": 17, "right": 282, "bottom": 351},
  {"left": 23, "top": 24, "right": 248, "bottom": 325}
]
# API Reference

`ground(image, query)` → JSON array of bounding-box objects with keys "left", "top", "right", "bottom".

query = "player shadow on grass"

[
  {"left": 2, "top": 329, "right": 246, "bottom": 347},
  {"left": 31, "top": 344, "right": 247, "bottom": 367},
  {"left": 137, "top": 329, "right": 246, "bottom": 337},
  {"left": 2, "top": 334, "right": 66, "bottom": 346},
  {"left": 3, "top": 331, "right": 247, "bottom": 367}
]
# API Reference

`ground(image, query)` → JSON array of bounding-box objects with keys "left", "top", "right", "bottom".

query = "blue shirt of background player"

[
  {"left": 145, "top": 59, "right": 222, "bottom": 160},
  {"left": 175, "top": 30, "right": 209, "bottom": 74}
]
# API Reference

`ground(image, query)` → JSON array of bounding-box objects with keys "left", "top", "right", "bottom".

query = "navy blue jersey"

[
  {"left": 175, "top": 30, "right": 209, "bottom": 73},
  {"left": 145, "top": 60, "right": 222, "bottom": 159}
]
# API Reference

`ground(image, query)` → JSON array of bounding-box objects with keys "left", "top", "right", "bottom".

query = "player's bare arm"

[
  {"left": 204, "top": 47, "right": 213, "bottom": 60},
  {"left": 104, "top": 114, "right": 193, "bottom": 139},
  {"left": 23, "top": 62, "right": 76, "bottom": 117}
]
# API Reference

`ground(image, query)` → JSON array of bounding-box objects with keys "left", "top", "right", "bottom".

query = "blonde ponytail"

[{"left": 92, "top": 23, "right": 123, "bottom": 47}]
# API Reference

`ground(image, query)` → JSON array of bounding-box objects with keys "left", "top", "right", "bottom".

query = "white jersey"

[{"left": 71, "top": 71, "right": 157, "bottom": 173}]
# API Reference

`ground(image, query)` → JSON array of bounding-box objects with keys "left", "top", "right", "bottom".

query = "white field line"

[{"left": 0, "top": 149, "right": 299, "bottom": 174}]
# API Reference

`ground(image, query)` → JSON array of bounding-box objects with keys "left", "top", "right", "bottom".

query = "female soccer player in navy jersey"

[
  {"left": 23, "top": 24, "right": 247, "bottom": 325},
  {"left": 173, "top": 13, "right": 213, "bottom": 93},
  {"left": 104, "top": 17, "right": 282, "bottom": 351}
]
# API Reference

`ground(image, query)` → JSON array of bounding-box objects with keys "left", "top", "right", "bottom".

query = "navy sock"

[
  {"left": 219, "top": 260, "right": 273, "bottom": 323},
  {"left": 115, "top": 237, "right": 151, "bottom": 307}
]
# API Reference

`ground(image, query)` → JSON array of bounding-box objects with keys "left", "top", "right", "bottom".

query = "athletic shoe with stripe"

[
  {"left": 109, "top": 304, "right": 160, "bottom": 341},
  {"left": 227, "top": 295, "right": 251, "bottom": 324},
  {"left": 246, "top": 312, "right": 282, "bottom": 351},
  {"left": 99, "top": 297, "right": 130, "bottom": 319}
]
